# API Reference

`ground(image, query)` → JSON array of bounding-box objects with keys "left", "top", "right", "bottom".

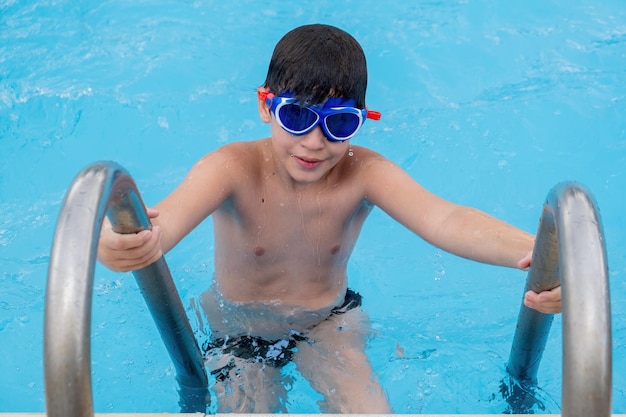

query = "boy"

[{"left": 98, "top": 24, "right": 561, "bottom": 413}]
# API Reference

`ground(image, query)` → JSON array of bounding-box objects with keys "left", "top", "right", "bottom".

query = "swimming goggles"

[{"left": 259, "top": 89, "right": 381, "bottom": 142}]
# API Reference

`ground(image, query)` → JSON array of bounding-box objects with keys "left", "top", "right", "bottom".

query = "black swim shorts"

[{"left": 203, "top": 289, "right": 362, "bottom": 377}]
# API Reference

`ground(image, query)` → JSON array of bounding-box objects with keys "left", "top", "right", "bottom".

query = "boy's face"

[{"left": 257, "top": 88, "right": 350, "bottom": 184}]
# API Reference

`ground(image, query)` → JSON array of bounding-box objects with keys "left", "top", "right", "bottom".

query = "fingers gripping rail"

[
  {"left": 44, "top": 161, "right": 209, "bottom": 417},
  {"left": 506, "top": 182, "right": 612, "bottom": 416}
]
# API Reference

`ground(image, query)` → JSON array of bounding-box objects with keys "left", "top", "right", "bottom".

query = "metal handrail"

[
  {"left": 506, "top": 182, "right": 611, "bottom": 416},
  {"left": 44, "top": 161, "right": 209, "bottom": 417}
]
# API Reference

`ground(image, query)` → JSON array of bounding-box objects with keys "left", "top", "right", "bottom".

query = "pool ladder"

[
  {"left": 44, "top": 162, "right": 209, "bottom": 416},
  {"left": 44, "top": 162, "right": 611, "bottom": 416},
  {"left": 506, "top": 182, "right": 612, "bottom": 416}
]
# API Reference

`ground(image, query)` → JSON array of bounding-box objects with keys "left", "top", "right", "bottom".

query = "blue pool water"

[{"left": 1, "top": 0, "right": 625, "bottom": 413}]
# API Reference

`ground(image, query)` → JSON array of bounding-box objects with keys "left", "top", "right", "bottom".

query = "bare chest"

[
  {"left": 215, "top": 177, "right": 369, "bottom": 262},
  {"left": 244, "top": 188, "right": 350, "bottom": 254}
]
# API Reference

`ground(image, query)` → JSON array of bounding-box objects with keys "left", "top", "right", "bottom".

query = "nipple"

[
  {"left": 254, "top": 246, "right": 266, "bottom": 256},
  {"left": 330, "top": 245, "right": 341, "bottom": 255}
]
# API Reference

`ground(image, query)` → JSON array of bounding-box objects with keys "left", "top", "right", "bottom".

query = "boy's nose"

[{"left": 299, "top": 125, "right": 326, "bottom": 149}]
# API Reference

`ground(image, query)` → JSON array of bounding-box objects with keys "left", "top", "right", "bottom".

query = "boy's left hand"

[
  {"left": 524, "top": 286, "right": 562, "bottom": 314},
  {"left": 517, "top": 250, "right": 562, "bottom": 314}
]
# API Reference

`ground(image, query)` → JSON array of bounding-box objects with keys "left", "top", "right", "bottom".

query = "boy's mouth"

[{"left": 292, "top": 155, "right": 323, "bottom": 169}]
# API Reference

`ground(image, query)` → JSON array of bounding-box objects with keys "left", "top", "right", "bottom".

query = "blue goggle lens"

[
  {"left": 277, "top": 104, "right": 320, "bottom": 134},
  {"left": 325, "top": 112, "right": 361, "bottom": 139}
]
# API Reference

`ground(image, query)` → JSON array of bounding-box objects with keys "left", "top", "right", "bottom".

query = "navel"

[{"left": 254, "top": 246, "right": 266, "bottom": 256}]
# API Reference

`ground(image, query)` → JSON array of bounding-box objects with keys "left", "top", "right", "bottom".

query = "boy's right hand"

[{"left": 97, "top": 208, "right": 163, "bottom": 272}]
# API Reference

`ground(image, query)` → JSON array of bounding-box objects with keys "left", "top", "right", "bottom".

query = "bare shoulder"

[
  {"left": 159, "top": 140, "right": 265, "bottom": 211},
  {"left": 347, "top": 145, "right": 404, "bottom": 181},
  {"left": 348, "top": 145, "right": 431, "bottom": 205},
  {"left": 332, "top": 145, "right": 406, "bottom": 202},
  {"left": 196, "top": 140, "right": 262, "bottom": 166},
  {"left": 189, "top": 140, "right": 265, "bottom": 179},
  {"left": 349, "top": 145, "right": 385, "bottom": 161}
]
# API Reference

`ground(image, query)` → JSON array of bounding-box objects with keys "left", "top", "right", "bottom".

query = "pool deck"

[{"left": 0, "top": 413, "right": 626, "bottom": 417}]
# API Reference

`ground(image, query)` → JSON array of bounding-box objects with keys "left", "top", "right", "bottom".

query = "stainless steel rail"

[
  {"left": 44, "top": 161, "right": 209, "bottom": 417},
  {"left": 506, "top": 182, "right": 611, "bottom": 416}
]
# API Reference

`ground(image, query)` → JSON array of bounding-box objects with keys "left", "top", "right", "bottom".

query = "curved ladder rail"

[
  {"left": 44, "top": 162, "right": 209, "bottom": 417},
  {"left": 506, "top": 182, "right": 611, "bottom": 416}
]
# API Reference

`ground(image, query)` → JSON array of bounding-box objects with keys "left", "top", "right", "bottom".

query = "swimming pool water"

[{"left": 1, "top": 0, "right": 625, "bottom": 413}]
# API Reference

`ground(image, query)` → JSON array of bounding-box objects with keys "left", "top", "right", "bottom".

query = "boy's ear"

[{"left": 257, "top": 86, "right": 271, "bottom": 123}]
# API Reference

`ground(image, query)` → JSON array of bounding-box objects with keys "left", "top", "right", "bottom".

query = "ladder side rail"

[
  {"left": 506, "top": 200, "right": 560, "bottom": 383},
  {"left": 556, "top": 183, "right": 611, "bottom": 417},
  {"left": 44, "top": 162, "right": 208, "bottom": 417},
  {"left": 505, "top": 182, "right": 611, "bottom": 416}
]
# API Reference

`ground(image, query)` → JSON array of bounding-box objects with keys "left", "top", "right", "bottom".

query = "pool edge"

[{"left": 0, "top": 413, "right": 626, "bottom": 417}]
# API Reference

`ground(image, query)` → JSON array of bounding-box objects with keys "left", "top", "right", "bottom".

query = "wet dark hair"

[{"left": 263, "top": 24, "right": 368, "bottom": 108}]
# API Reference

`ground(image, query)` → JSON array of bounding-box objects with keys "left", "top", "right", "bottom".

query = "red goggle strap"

[
  {"left": 366, "top": 109, "right": 381, "bottom": 120},
  {"left": 258, "top": 88, "right": 274, "bottom": 103},
  {"left": 259, "top": 88, "right": 381, "bottom": 121}
]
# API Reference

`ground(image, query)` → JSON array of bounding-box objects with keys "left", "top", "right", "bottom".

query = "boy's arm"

[
  {"left": 97, "top": 144, "right": 239, "bottom": 271},
  {"left": 363, "top": 157, "right": 533, "bottom": 268},
  {"left": 361, "top": 154, "right": 561, "bottom": 312}
]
